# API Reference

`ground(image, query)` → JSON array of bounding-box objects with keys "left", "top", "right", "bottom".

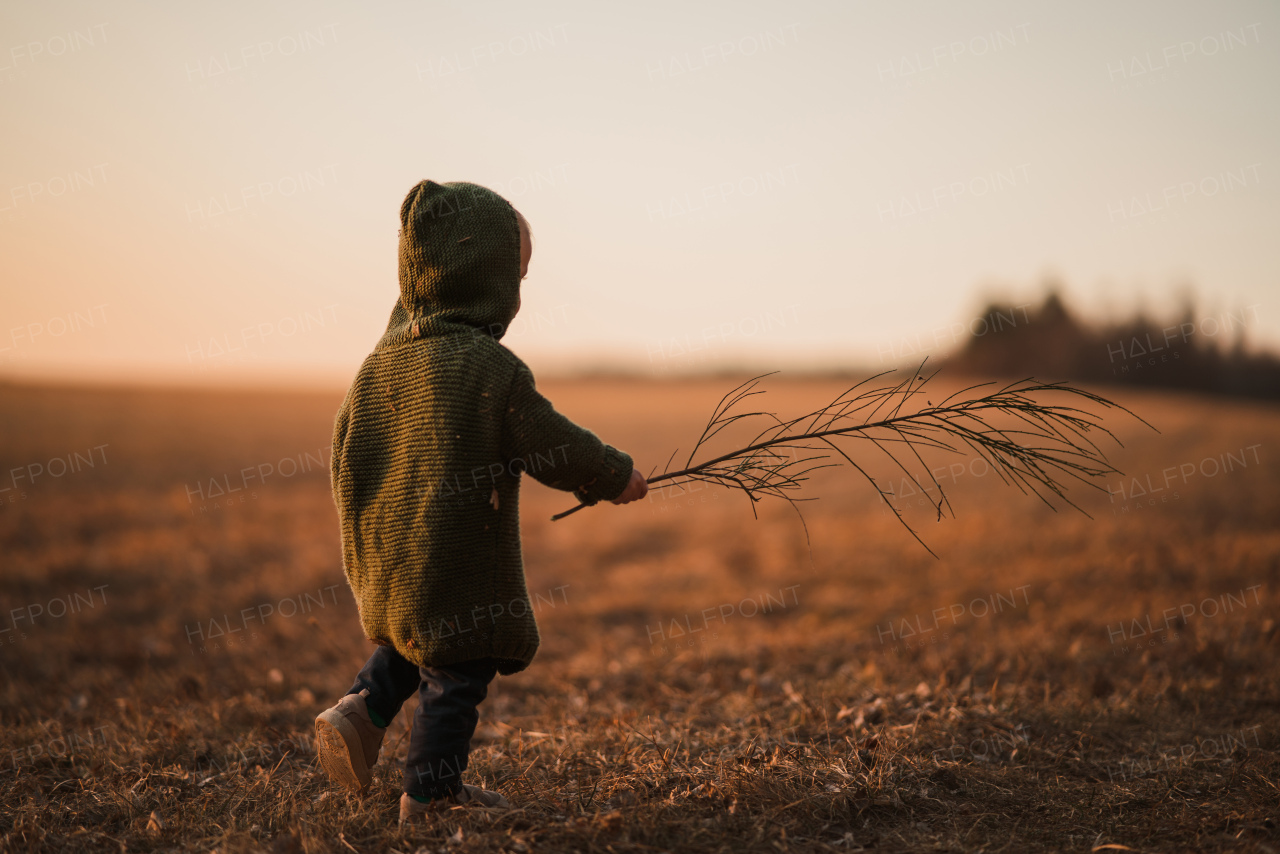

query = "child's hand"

[{"left": 610, "top": 469, "right": 649, "bottom": 505}]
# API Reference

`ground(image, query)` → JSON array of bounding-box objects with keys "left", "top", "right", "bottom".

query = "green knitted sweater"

[{"left": 331, "top": 180, "right": 634, "bottom": 674}]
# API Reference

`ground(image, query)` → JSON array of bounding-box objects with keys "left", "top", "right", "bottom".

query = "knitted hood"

[{"left": 378, "top": 180, "right": 521, "bottom": 350}]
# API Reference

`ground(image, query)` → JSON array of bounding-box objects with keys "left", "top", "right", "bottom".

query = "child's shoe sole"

[{"left": 315, "top": 709, "right": 372, "bottom": 793}]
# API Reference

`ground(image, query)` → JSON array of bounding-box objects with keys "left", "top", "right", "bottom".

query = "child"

[{"left": 316, "top": 180, "right": 647, "bottom": 826}]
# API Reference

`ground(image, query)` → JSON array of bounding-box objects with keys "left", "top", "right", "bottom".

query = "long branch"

[{"left": 548, "top": 372, "right": 1151, "bottom": 533}]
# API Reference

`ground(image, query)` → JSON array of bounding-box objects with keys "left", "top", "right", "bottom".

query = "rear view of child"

[{"left": 316, "top": 180, "right": 647, "bottom": 826}]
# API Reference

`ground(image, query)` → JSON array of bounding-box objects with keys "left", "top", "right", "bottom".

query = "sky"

[{"left": 1, "top": 0, "right": 1276, "bottom": 387}]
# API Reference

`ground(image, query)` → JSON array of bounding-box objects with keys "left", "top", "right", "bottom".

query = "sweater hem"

[{"left": 393, "top": 639, "right": 538, "bottom": 674}]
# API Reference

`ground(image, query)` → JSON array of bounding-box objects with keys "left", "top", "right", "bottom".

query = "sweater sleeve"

[{"left": 501, "top": 362, "right": 634, "bottom": 504}]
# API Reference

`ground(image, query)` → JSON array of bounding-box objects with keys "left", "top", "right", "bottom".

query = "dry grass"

[{"left": 0, "top": 376, "right": 1278, "bottom": 853}]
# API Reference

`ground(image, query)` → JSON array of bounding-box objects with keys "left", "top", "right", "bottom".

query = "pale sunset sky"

[{"left": 1, "top": 0, "right": 1276, "bottom": 387}]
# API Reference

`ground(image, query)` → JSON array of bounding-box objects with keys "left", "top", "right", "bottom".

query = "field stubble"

[{"left": 0, "top": 375, "right": 1277, "bottom": 853}]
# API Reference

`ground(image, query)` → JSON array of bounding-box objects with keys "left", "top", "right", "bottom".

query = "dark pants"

[{"left": 347, "top": 646, "right": 499, "bottom": 798}]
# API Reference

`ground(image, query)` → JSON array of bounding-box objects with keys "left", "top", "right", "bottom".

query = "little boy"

[{"left": 316, "top": 180, "right": 647, "bottom": 825}]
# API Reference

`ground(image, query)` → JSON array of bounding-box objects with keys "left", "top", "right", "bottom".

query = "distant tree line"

[{"left": 944, "top": 291, "right": 1279, "bottom": 400}]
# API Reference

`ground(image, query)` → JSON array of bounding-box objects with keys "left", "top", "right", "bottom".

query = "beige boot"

[
  {"left": 398, "top": 784, "right": 512, "bottom": 826},
  {"left": 314, "top": 688, "right": 386, "bottom": 793}
]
